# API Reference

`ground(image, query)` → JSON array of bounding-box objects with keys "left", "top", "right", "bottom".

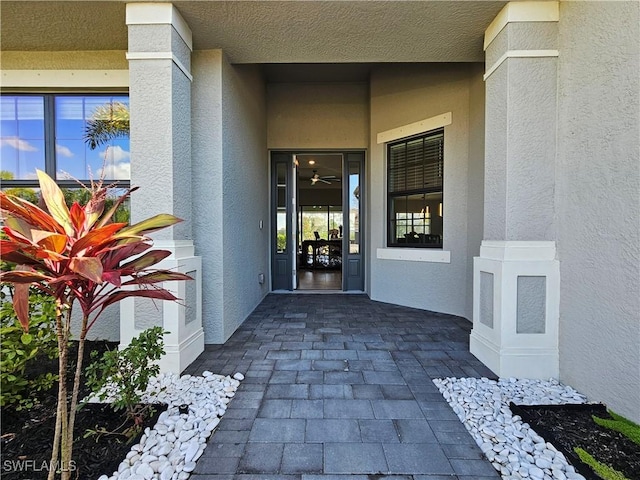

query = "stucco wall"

[
  {"left": 466, "top": 64, "right": 485, "bottom": 318},
  {"left": 369, "top": 64, "right": 484, "bottom": 319},
  {"left": 0, "top": 51, "right": 128, "bottom": 70},
  {"left": 556, "top": 1, "right": 640, "bottom": 422},
  {"left": 192, "top": 51, "right": 269, "bottom": 343},
  {"left": 191, "top": 50, "right": 225, "bottom": 344},
  {"left": 267, "top": 83, "right": 369, "bottom": 149},
  {"left": 221, "top": 60, "right": 269, "bottom": 341},
  {"left": 484, "top": 22, "right": 558, "bottom": 242}
]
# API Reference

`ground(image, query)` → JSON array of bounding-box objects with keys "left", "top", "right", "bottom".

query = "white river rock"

[
  {"left": 86, "top": 371, "right": 243, "bottom": 480},
  {"left": 433, "top": 377, "right": 589, "bottom": 480}
]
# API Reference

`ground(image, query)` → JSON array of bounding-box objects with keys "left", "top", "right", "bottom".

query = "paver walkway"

[{"left": 184, "top": 294, "right": 500, "bottom": 480}]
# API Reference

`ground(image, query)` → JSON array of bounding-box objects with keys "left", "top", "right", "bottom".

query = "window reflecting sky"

[{"left": 1, "top": 95, "right": 130, "bottom": 182}]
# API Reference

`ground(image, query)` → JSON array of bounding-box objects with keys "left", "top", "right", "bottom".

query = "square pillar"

[
  {"left": 470, "top": 241, "right": 559, "bottom": 378},
  {"left": 121, "top": 3, "right": 203, "bottom": 373},
  {"left": 471, "top": 2, "right": 561, "bottom": 378}
]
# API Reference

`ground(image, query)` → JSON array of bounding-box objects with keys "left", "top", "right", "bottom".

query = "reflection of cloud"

[
  {"left": 100, "top": 163, "right": 131, "bottom": 180},
  {"left": 0, "top": 136, "right": 38, "bottom": 151},
  {"left": 56, "top": 144, "right": 74, "bottom": 158},
  {"left": 100, "top": 145, "right": 130, "bottom": 163},
  {"left": 99, "top": 146, "right": 131, "bottom": 180}
]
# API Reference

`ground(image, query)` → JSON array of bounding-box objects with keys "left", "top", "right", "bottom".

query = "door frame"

[{"left": 270, "top": 149, "right": 365, "bottom": 292}]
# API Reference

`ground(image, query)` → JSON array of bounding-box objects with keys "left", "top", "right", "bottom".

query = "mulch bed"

[
  {"left": 511, "top": 403, "right": 640, "bottom": 480},
  {"left": 1, "top": 341, "right": 167, "bottom": 480}
]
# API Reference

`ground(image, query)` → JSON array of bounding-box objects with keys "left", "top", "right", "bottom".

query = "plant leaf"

[
  {"left": 102, "top": 270, "right": 122, "bottom": 287},
  {"left": 100, "top": 242, "right": 151, "bottom": 270},
  {"left": 119, "top": 250, "right": 172, "bottom": 271},
  {"left": 2, "top": 226, "right": 37, "bottom": 247},
  {"left": 69, "top": 201, "right": 86, "bottom": 233},
  {"left": 0, "top": 250, "right": 41, "bottom": 267},
  {"left": 122, "top": 271, "right": 193, "bottom": 286},
  {"left": 70, "top": 222, "right": 127, "bottom": 257},
  {"left": 36, "top": 169, "right": 74, "bottom": 236},
  {"left": 116, "top": 214, "right": 182, "bottom": 238},
  {"left": 13, "top": 283, "right": 30, "bottom": 332},
  {"left": 0, "top": 191, "right": 63, "bottom": 233},
  {"left": 0, "top": 270, "right": 51, "bottom": 283},
  {"left": 83, "top": 188, "right": 106, "bottom": 230},
  {"left": 96, "top": 186, "right": 138, "bottom": 229},
  {"left": 34, "top": 248, "right": 68, "bottom": 262},
  {"left": 98, "top": 288, "right": 179, "bottom": 313},
  {"left": 35, "top": 232, "right": 67, "bottom": 254},
  {"left": 69, "top": 257, "right": 103, "bottom": 283},
  {"left": 4, "top": 216, "right": 33, "bottom": 239}
]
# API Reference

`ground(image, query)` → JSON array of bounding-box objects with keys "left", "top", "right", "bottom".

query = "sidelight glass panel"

[
  {"left": 349, "top": 161, "right": 360, "bottom": 254},
  {"left": 276, "top": 163, "right": 287, "bottom": 253}
]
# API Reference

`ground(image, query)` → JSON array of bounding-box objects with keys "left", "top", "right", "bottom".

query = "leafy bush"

[
  {"left": 85, "top": 326, "right": 166, "bottom": 420},
  {"left": 0, "top": 289, "right": 58, "bottom": 409},
  {"left": 1, "top": 170, "right": 190, "bottom": 480},
  {"left": 574, "top": 447, "right": 629, "bottom": 480},
  {"left": 593, "top": 411, "right": 640, "bottom": 446}
]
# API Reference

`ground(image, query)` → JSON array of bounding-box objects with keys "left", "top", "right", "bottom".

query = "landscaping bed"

[
  {"left": 1, "top": 341, "right": 166, "bottom": 480},
  {"left": 511, "top": 403, "right": 640, "bottom": 480}
]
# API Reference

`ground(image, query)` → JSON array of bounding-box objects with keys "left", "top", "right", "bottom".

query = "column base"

[
  {"left": 120, "top": 241, "right": 204, "bottom": 374},
  {"left": 470, "top": 241, "right": 559, "bottom": 379},
  {"left": 158, "top": 328, "right": 205, "bottom": 374},
  {"left": 470, "top": 330, "right": 559, "bottom": 379}
]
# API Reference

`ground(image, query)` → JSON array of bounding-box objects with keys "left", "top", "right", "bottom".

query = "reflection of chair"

[
  {"left": 313, "top": 231, "right": 320, "bottom": 240},
  {"left": 329, "top": 229, "right": 339, "bottom": 239}
]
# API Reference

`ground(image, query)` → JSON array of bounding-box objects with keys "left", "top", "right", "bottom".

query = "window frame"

[
  {"left": 1, "top": 92, "right": 130, "bottom": 190},
  {"left": 386, "top": 127, "right": 444, "bottom": 249}
]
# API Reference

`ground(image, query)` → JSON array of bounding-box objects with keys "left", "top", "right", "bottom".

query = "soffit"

[{"left": 1, "top": 0, "right": 507, "bottom": 63}]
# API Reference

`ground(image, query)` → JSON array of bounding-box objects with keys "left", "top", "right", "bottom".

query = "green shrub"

[
  {"left": 0, "top": 289, "right": 59, "bottom": 409},
  {"left": 574, "top": 447, "right": 629, "bottom": 480},
  {"left": 593, "top": 410, "right": 640, "bottom": 446},
  {"left": 85, "top": 326, "right": 166, "bottom": 420}
]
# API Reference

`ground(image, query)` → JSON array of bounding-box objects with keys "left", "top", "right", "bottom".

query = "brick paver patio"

[{"left": 184, "top": 293, "right": 500, "bottom": 480}]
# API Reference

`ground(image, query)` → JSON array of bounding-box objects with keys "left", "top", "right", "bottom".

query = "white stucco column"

[
  {"left": 121, "top": 3, "right": 204, "bottom": 373},
  {"left": 470, "top": 2, "right": 560, "bottom": 379}
]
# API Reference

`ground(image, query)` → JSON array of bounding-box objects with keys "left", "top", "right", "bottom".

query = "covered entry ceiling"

[{"left": 2, "top": 0, "right": 507, "bottom": 63}]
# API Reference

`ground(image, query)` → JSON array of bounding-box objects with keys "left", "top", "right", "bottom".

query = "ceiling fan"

[{"left": 310, "top": 170, "right": 341, "bottom": 185}]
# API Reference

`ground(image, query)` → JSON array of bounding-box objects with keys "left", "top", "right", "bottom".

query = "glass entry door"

[{"left": 271, "top": 151, "right": 364, "bottom": 292}]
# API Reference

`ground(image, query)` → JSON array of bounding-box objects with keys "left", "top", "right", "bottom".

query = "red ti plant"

[{"left": 0, "top": 170, "right": 191, "bottom": 480}]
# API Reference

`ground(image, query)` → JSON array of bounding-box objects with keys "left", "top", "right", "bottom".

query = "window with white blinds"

[{"left": 387, "top": 128, "right": 444, "bottom": 248}]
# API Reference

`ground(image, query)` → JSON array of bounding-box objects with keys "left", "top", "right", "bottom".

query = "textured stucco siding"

[
  {"left": 221, "top": 60, "right": 269, "bottom": 341},
  {"left": 556, "top": 1, "right": 640, "bottom": 422},
  {"left": 369, "top": 64, "right": 484, "bottom": 320},
  {"left": 0, "top": 51, "right": 128, "bottom": 70},
  {"left": 192, "top": 51, "right": 269, "bottom": 343},
  {"left": 466, "top": 64, "right": 485, "bottom": 318},
  {"left": 191, "top": 50, "right": 225, "bottom": 344},
  {"left": 484, "top": 23, "right": 558, "bottom": 242},
  {"left": 267, "top": 83, "right": 369, "bottom": 149}
]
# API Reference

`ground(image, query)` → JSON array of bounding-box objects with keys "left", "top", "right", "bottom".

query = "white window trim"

[
  {"left": 377, "top": 248, "right": 451, "bottom": 264},
  {"left": 1, "top": 70, "right": 129, "bottom": 88},
  {"left": 377, "top": 112, "right": 452, "bottom": 263},
  {"left": 377, "top": 112, "right": 452, "bottom": 145}
]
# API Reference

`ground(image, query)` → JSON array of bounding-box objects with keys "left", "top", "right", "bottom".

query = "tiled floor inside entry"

[
  {"left": 184, "top": 294, "right": 500, "bottom": 480},
  {"left": 297, "top": 270, "right": 342, "bottom": 290}
]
